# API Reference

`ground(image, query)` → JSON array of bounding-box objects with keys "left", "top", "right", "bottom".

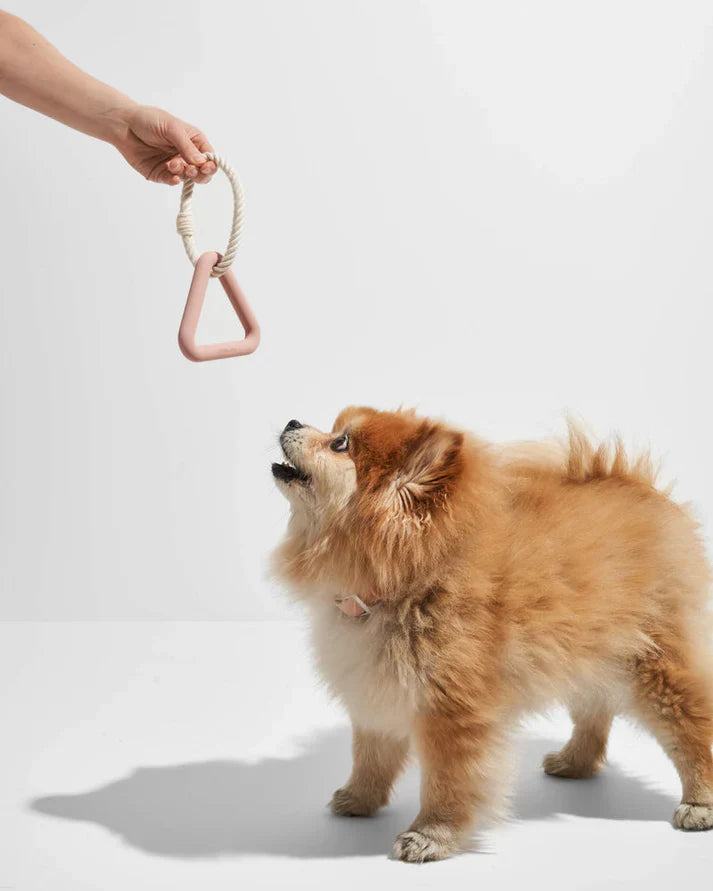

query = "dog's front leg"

[
  {"left": 330, "top": 726, "right": 409, "bottom": 817},
  {"left": 393, "top": 710, "right": 505, "bottom": 862}
]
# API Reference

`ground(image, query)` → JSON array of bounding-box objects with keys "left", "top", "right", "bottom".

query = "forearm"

[{"left": 0, "top": 11, "right": 136, "bottom": 146}]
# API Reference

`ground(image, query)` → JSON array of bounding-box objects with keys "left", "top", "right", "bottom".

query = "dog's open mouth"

[{"left": 272, "top": 460, "right": 310, "bottom": 484}]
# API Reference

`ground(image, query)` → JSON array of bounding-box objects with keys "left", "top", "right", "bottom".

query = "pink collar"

[{"left": 335, "top": 594, "right": 372, "bottom": 618}]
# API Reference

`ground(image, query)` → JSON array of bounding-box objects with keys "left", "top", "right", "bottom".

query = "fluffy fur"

[{"left": 271, "top": 408, "right": 713, "bottom": 862}]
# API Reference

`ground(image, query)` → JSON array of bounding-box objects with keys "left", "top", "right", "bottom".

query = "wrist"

[{"left": 95, "top": 96, "right": 138, "bottom": 148}]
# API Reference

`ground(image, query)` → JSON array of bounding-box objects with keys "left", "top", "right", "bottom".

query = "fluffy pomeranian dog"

[{"left": 271, "top": 407, "right": 713, "bottom": 862}]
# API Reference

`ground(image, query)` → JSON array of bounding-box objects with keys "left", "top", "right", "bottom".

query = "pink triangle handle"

[{"left": 178, "top": 251, "right": 260, "bottom": 362}]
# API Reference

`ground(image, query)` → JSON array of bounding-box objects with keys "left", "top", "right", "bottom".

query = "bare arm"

[{"left": 0, "top": 11, "right": 216, "bottom": 184}]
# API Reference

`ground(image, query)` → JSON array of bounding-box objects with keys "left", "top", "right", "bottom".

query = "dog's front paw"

[
  {"left": 391, "top": 828, "right": 455, "bottom": 863},
  {"left": 330, "top": 787, "right": 381, "bottom": 817},
  {"left": 673, "top": 803, "right": 713, "bottom": 831}
]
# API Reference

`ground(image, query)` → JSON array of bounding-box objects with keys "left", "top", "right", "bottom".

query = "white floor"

[{"left": 2, "top": 622, "right": 712, "bottom": 890}]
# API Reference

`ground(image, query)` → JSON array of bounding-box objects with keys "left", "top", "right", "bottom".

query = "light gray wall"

[{"left": 2, "top": 0, "right": 711, "bottom": 619}]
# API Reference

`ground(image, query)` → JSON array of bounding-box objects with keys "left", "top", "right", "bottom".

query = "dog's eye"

[{"left": 330, "top": 434, "right": 349, "bottom": 453}]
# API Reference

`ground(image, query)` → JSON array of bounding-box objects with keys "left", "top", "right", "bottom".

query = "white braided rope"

[{"left": 176, "top": 152, "right": 244, "bottom": 278}]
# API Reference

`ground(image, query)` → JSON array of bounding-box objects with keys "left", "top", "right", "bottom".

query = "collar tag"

[{"left": 335, "top": 595, "right": 371, "bottom": 618}]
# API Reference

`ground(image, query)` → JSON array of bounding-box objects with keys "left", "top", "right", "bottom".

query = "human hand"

[{"left": 114, "top": 104, "right": 217, "bottom": 185}]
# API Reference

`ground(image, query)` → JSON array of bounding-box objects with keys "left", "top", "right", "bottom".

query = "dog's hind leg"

[
  {"left": 631, "top": 646, "right": 713, "bottom": 830},
  {"left": 543, "top": 698, "right": 613, "bottom": 779}
]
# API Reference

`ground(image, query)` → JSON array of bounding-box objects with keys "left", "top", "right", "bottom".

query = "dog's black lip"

[{"left": 271, "top": 461, "right": 310, "bottom": 484}]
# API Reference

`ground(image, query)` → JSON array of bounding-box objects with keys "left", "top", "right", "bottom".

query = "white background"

[
  {"left": 1, "top": 1, "right": 712, "bottom": 619},
  {"left": 3, "top": 4, "right": 713, "bottom": 888}
]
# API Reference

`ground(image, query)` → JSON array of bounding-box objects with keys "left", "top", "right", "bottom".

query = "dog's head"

[{"left": 272, "top": 407, "right": 466, "bottom": 546}]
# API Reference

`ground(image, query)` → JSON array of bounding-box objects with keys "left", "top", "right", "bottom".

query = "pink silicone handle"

[{"left": 178, "top": 251, "right": 260, "bottom": 362}]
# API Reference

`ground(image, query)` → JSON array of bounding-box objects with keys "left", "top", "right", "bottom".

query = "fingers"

[
  {"left": 152, "top": 141, "right": 215, "bottom": 187},
  {"left": 182, "top": 158, "right": 214, "bottom": 184},
  {"left": 153, "top": 167, "right": 182, "bottom": 186},
  {"left": 147, "top": 155, "right": 182, "bottom": 186},
  {"left": 193, "top": 130, "right": 214, "bottom": 155},
  {"left": 192, "top": 168, "right": 214, "bottom": 185},
  {"left": 184, "top": 163, "right": 214, "bottom": 185},
  {"left": 191, "top": 131, "right": 216, "bottom": 182},
  {"left": 167, "top": 156, "right": 184, "bottom": 177},
  {"left": 149, "top": 167, "right": 182, "bottom": 186},
  {"left": 167, "top": 120, "right": 208, "bottom": 169},
  {"left": 158, "top": 155, "right": 212, "bottom": 186},
  {"left": 197, "top": 160, "right": 216, "bottom": 177}
]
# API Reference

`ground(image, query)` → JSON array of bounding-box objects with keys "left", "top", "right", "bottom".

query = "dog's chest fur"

[{"left": 308, "top": 600, "right": 422, "bottom": 737}]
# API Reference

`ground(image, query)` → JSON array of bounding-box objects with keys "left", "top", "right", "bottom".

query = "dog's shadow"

[{"left": 29, "top": 728, "right": 674, "bottom": 859}]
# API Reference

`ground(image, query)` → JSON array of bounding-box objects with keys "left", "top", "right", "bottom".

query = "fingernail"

[{"left": 186, "top": 166, "right": 198, "bottom": 178}]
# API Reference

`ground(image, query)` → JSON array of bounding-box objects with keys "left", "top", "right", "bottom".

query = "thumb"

[{"left": 166, "top": 121, "right": 206, "bottom": 168}]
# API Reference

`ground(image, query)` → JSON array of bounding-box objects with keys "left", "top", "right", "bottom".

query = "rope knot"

[{"left": 176, "top": 211, "right": 194, "bottom": 238}]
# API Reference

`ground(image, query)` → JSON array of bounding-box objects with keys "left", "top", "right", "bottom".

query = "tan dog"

[{"left": 271, "top": 407, "right": 713, "bottom": 862}]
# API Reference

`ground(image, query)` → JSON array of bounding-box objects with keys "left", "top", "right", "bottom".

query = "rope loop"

[{"left": 176, "top": 152, "right": 244, "bottom": 278}]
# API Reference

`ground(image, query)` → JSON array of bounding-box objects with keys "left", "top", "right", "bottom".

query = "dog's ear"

[
  {"left": 332, "top": 405, "right": 377, "bottom": 433},
  {"left": 394, "top": 424, "right": 464, "bottom": 510}
]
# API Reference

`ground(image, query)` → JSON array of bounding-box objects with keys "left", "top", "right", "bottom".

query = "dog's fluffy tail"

[
  {"left": 565, "top": 419, "right": 660, "bottom": 489},
  {"left": 500, "top": 419, "right": 664, "bottom": 493}
]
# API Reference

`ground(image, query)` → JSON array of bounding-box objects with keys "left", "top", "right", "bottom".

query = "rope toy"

[{"left": 175, "top": 152, "right": 259, "bottom": 362}]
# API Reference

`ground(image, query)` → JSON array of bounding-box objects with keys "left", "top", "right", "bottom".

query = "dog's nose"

[{"left": 284, "top": 419, "right": 302, "bottom": 432}]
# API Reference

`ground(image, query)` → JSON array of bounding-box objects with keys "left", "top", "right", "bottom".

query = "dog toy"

[{"left": 175, "top": 153, "right": 260, "bottom": 362}]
